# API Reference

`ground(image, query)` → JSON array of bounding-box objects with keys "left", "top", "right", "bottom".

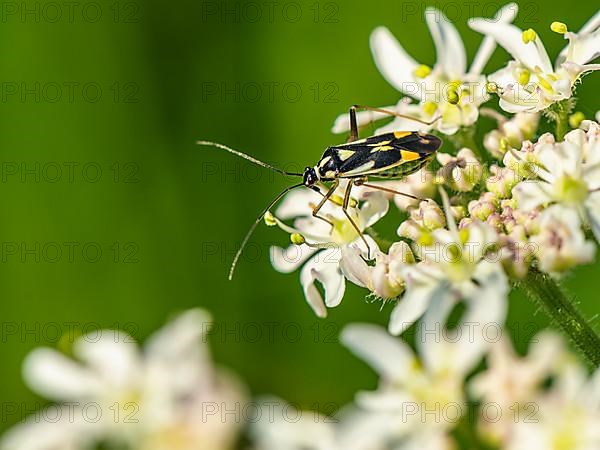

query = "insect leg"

[
  {"left": 341, "top": 181, "right": 371, "bottom": 258},
  {"left": 352, "top": 104, "right": 440, "bottom": 126},
  {"left": 354, "top": 179, "right": 422, "bottom": 201},
  {"left": 311, "top": 180, "right": 339, "bottom": 227},
  {"left": 348, "top": 106, "right": 359, "bottom": 142}
]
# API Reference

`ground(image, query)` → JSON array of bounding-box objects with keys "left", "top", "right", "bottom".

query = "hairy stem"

[{"left": 519, "top": 269, "right": 600, "bottom": 368}]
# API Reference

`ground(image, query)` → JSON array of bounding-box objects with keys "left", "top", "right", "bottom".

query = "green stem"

[
  {"left": 555, "top": 109, "right": 569, "bottom": 141},
  {"left": 519, "top": 269, "right": 600, "bottom": 368}
]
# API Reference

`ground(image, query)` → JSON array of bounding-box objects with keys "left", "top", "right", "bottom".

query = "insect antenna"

[
  {"left": 228, "top": 182, "right": 305, "bottom": 280},
  {"left": 197, "top": 141, "right": 303, "bottom": 177}
]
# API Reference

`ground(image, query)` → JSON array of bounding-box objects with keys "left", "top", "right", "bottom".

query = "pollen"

[
  {"left": 551, "top": 21, "right": 568, "bottom": 34},
  {"left": 422, "top": 101, "right": 437, "bottom": 116},
  {"left": 263, "top": 211, "right": 277, "bottom": 226},
  {"left": 413, "top": 64, "right": 432, "bottom": 79},
  {"left": 518, "top": 69, "right": 531, "bottom": 86},
  {"left": 522, "top": 28, "right": 537, "bottom": 44},
  {"left": 290, "top": 233, "right": 306, "bottom": 245},
  {"left": 447, "top": 86, "right": 460, "bottom": 105},
  {"left": 485, "top": 82, "right": 498, "bottom": 94},
  {"left": 568, "top": 111, "right": 585, "bottom": 129}
]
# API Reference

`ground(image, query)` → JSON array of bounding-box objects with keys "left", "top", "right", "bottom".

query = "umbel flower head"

[
  {"left": 0, "top": 310, "right": 247, "bottom": 450},
  {"left": 332, "top": 3, "right": 519, "bottom": 135},
  {"left": 469, "top": 12, "right": 600, "bottom": 112}
]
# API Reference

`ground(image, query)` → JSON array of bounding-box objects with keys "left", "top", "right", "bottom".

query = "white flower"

[
  {"left": 469, "top": 12, "right": 600, "bottom": 112},
  {"left": 251, "top": 397, "right": 337, "bottom": 450},
  {"left": 436, "top": 147, "right": 483, "bottom": 191},
  {"left": 530, "top": 206, "right": 596, "bottom": 273},
  {"left": 340, "top": 241, "right": 415, "bottom": 300},
  {"left": 513, "top": 124, "right": 600, "bottom": 240},
  {"left": 506, "top": 365, "right": 600, "bottom": 450},
  {"left": 389, "top": 191, "right": 508, "bottom": 336},
  {"left": 473, "top": 333, "right": 600, "bottom": 450},
  {"left": 483, "top": 111, "right": 539, "bottom": 158},
  {"left": 332, "top": 4, "right": 518, "bottom": 135},
  {"left": 0, "top": 309, "right": 246, "bottom": 450},
  {"left": 469, "top": 331, "right": 567, "bottom": 442},
  {"left": 340, "top": 322, "right": 484, "bottom": 446},
  {"left": 269, "top": 184, "right": 388, "bottom": 317}
]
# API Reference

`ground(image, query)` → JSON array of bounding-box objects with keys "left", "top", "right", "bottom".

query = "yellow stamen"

[
  {"left": 568, "top": 111, "right": 585, "bottom": 129},
  {"left": 290, "top": 233, "right": 305, "bottom": 245},
  {"left": 422, "top": 101, "right": 437, "bottom": 116},
  {"left": 264, "top": 211, "right": 277, "bottom": 226},
  {"left": 537, "top": 76, "right": 554, "bottom": 93},
  {"left": 413, "top": 64, "right": 432, "bottom": 78},
  {"left": 550, "top": 21, "right": 568, "bottom": 34},
  {"left": 522, "top": 28, "right": 537, "bottom": 44},
  {"left": 518, "top": 69, "right": 531, "bottom": 86},
  {"left": 447, "top": 86, "right": 460, "bottom": 105},
  {"left": 486, "top": 82, "right": 498, "bottom": 94}
]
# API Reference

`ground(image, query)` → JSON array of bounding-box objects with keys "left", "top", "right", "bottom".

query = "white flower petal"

[
  {"left": 339, "top": 245, "right": 370, "bottom": 288},
  {"left": 341, "top": 324, "right": 415, "bottom": 380},
  {"left": 270, "top": 244, "right": 317, "bottom": 273},
  {"left": 388, "top": 268, "right": 446, "bottom": 335},
  {"left": 468, "top": 20, "right": 553, "bottom": 73},
  {"left": 513, "top": 180, "right": 554, "bottom": 211},
  {"left": 22, "top": 348, "right": 101, "bottom": 401},
  {"left": 145, "top": 308, "right": 211, "bottom": 361},
  {"left": 331, "top": 105, "right": 396, "bottom": 134},
  {"left": 585, "top": 191, "right": 600, "bottom": 241},
  {"left": 299, "top": 249, "right": 345, "bottom": 316},
  {"left": 425, "top": 8, "right": 467, "bottom": 78},
  {"left": 359, "top": 193, "right": 389, "bottom": 228},
  {"left": 469, "top": 3, "right": 519, "bottom": 75},
  {"left": 275, "top": 188, "right": 322, "bottom": 220},
  {"left": 74, "top": 332, "right": 141, "bottom": 389},
  {"left": 370, "top": 27, "right": 421, "bottom": 98}
]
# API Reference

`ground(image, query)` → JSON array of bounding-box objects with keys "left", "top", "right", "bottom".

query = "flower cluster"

[
  {"left": 268, "top": 5, "right": 600, "bottom": 339},
  {"left": 1, "top": 310, "right": 246, "bottom": 450},
  {"left": 253, "top": 323, "right": 600, "bottom": 450}
]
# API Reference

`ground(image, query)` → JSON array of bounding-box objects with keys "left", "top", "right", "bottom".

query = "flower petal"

[
  {"left": 388, "top": 265, "right": 446, "bottom": 335},
  {"left": 270, "top": 244, "right": 317, "bottom": 273},
  {"left": 513, "top": 180, "right": 554, "bottom": 211},
  {"left": 468, "top": 20, "right": 553, "bottom": 73},
  {"left": 341, "top": 323, "right": 415, "bottom": 380},
  {"left": 331, "top": 105, "right": 397, "bottom": 134},
  {"left": 23, "top": 349, "right": 101, "bottom": 401},
  {"left": 425, "top": 8, "right": 467, "bottom": 78},
  {"left": 370, "top": 27, "right": 421, "bottom": 98},
  {"left": 585, "top": 191, "right": 600, "bottom": 241},
  {"left": 299, "top": 249, "right": 345, "bottom": 316},
  {"left": 339, "top": 245, "right": 370, "bottom": 288},
  {"left": 469, "top": 3, "right": 519, "bottom": 75},
  {"left": 74, "top": 332, "right": 141, "bottom": 390}
]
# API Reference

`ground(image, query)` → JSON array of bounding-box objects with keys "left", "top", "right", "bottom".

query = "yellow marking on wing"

[
  {"left": 401, "top": 150, "right": 421, "bottom": 161},
  {"left": 370, "top": 145, "right": 395, "bottom": 153},
  {"left": 368, "top": 140, "right": 391, "bottom": 147},
  {"left": 337, "top": 149, "right": 355, "bottom": 161},
  {"left": 394, "top": 131, "right": 412, "bottom": 139}
]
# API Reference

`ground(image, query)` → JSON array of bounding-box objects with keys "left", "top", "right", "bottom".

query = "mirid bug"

[{"left": 198, "top": 105, "right": 442, "bottom": 279}]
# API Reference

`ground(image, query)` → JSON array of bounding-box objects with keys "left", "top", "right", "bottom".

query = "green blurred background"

[{"left": 0, "top": 0, "right": 599, "bottom": 434}]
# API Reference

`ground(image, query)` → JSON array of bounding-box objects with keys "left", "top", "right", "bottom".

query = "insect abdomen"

[{"left": 369, "top": 154, "right": 434, "bottom": 179}]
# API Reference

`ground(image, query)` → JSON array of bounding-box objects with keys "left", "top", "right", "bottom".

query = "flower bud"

[
  {"left": 550, "top": 21, "right": 568, "bottom": 34},
  {"left": 413, "top": 64, "right": 432, "bottom": 78},
  {"left": 264, "top": 211, "right": 277, "bottom": 226},
  {"left": 522, "top": 28, "right": 537, "bottom": 44},
  {"left": 290, "top": 233, "right": 305, "bottom": 245}
]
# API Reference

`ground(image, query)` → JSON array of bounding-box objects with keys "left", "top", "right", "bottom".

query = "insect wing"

[{"left": 331, "top": 132, "right": 440, "bottom": 177}]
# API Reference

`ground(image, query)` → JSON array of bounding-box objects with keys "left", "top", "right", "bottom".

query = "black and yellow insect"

[{"left": 198, "top": 105, "right": 442, "bottom": 279}]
